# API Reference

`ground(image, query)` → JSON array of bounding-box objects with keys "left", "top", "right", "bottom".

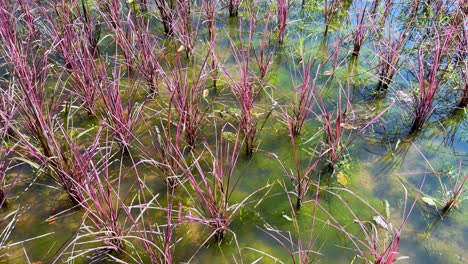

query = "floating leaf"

[
  {"left": 384, "top": 200, "right": 391, "bottom": 219},
  {"left": 336, "top": 172, "right": 348, "bottom": 186},
  {"left": 422, "top": 196, "right": 437, "bottom": 208},
  {"left": 221, "top": 132, "right": 237, "bottom": 143},
  {"left": 340, "top": 123, "right": 358, "bottom": 130},
  {"left": 177, "top": 45, "right": 185, "bottom": 52},
  {"left": 372, "top": 215, "right": 390, "bottom": 230},
  {"left": 282, "top": 214, "right": 293, "bottom": 221},
  {"left": 47, "top": 211, "right": 57, "bottom": 225},
  {"left": 203, "top": 89, "right": 209, "bottom": 98}
]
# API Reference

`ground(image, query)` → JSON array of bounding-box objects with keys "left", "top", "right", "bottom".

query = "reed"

[
  {"left": 202, "top": 0, "right": 217, "bottom": 42},
  {"left": 229, "top": 0, "right": 240, "bottom": 17},
  {"left": 0, "top": 110, "right": 14, "bottom": 208},
  {"left": 459, "top": 83, "right": 468, "bottom": 108},
  {"left": 455, "top": 1, "right": 467, "bottom": 108},
  {"left": 439, "top": 161, "right": 467, "bottom": 216},
  {"left": 289, "top": 55, "right": 319, "bottom": 136},
  {"left": 410, "top": 29, "right": 454, "bottom": 134},
  {"left": 0, "top": 209, "right": 21, "bottom": 252},
  {"left": 38, "top": 1, "right": 103, "bottom": 115},
  {"left": 173, "top": 124, "right": 243, "bottom": 241},
  {"left": 282, "top": 120, "right": 327, "bottom": 210},
  {"left": 252, "top": 11, "right": 273, "bottom": 81},
  {"left": 371, "top": 0, "right": 419, "bottom": 91},
  {"left": 163, "top": 50, "right": 212, "bottom": 148},
  {"left": 416, "top": 152, "right": 468, "bottom": 218},
  {"left": 64, "top": 131, "right": 126, "bottom": 253},
  {"left": 0, "top": 0, "right": 85, "bottom": 205},
  {"left": 95, "top": 0, "right": 135, "bottom": 71},
  {"left": 50, "top": 137, "right": 179, "bottom": 262},
  {"left": 133, "top": 17, "right": 165, "bottom": 93},
  {"left": 262, "top": 180, "right": 322, "bottom": 263},
  {"left": 0, "top": 147, "right": 12, "bottom": 208},
  {"left": 137, "top": 0, "right": 149, "bottom": 12},
  {"left": 323, "top": 0, "right": 339, "bottom": 37},
  {"left": 317, "top": 85, "right": 392, "bottom": 168},
  {"left": 201, "top": 0, "right": 219, "bottom": 88},
  {"left": 99, "top": 63, "right": 142, "bottom": 150},
  {"left": 351, "top": 6, "right": 367, "bottom": 57},
  {"left": 277, "top": 0, "right": 288, "bottom": 44},
  {"left": 319, "top": 90, "right": 346, "bottom": 167},
  {"left": 147, "top": 122, "right": 186, "bottom": 189},
  {"left": 154, "top": 0, "right": 175, "bottom": 35},
  {"left": 316, "top": 183, "right": 420, "bottom": 264},
  {"left": 0, "top": 6, "right": 92, "bottom": 204},
  {"left": 222, "top": 17, "right": 261, "bottom": 156},
  {"left": 80, "top": 0, "right": 101, "bottom": 56},
  {"left": 0, "top": 79, "right": 17, "bottom": 138},
  {"left": 173, "top": 0, "right": 197, "bottom": 60}
]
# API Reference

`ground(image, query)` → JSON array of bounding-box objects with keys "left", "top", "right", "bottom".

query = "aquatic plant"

[
  {"left": 372, "top": 0, "right": 419, "bottom": 91},
  {"left": 95, "top": 0, "right": 136, "bottom": 71},
  {"left": 79, "top": 0, "right": 101, "bottom": 56},
  {"left": 0, "top": 0, "right": 465, "bottom": 262},
  {"left": 0, "top": 2, "right": 86, "bottom": 205},
  {"left": 262, "top": 180, "right": 323, "bottom": 263},
  {"left": 201, "top": 0, "right": 219, "bottom": 87},
  {"left": 277, "top": 0, "right": 289, "bottom": 44},
  {"left": 173, "top": 124, "right": 243, "bottom": 241},
  {"left": 284, "top": 121, "right": 327, "bottom": 209},
  {"left": 38, "top": 1, "right": 103, "bottom": 115},
  {"left": 0, "top": 79, "right": 17, "bottom": 138},
  {"left": 222, "top": 17, "right": 261, "bottom": 156},
  {"left": 269, "top": 112, "right": 328, "bottom": 210},
  {"left": 202, "top": 0, "right": 217, "bottom": 38},
  {"left": 454, "top": 5, "right": 467, "bottom": 107},
  {"left": 351, "top": 6, "right": 367, "bottom": 57},
  {"left": 252, "top": 11, "right": 274, "bottom": 81},
  {"left": 323, "top": 0, "right": 340, "bottom": 37},
  {"left": 163, "top": 50, "right": 212, "bottom": 148},
  {"left": 410, "top": 29, "right": 454, "bottom": 134},
  {"left": 0, "top": 139, "right": 13, "bottom": 209},
  {"left": 436, "top": 162, "right": 468, "bottom": 217},
  {"left": 317, "top": 86, "right": 392, "bottom": 168},
  {"left": 459, "top": 84, "right": 468, "bottom": 108},
  {"left": 289, "top": 55, "right": 319, "bottom": 136},
  {"left": 229, "top": 0, "right": 240, "bottom": 17},
  {"left": 317, "top": 184, "right": 419, "bottom": 264},
  {"left": 0, "top": 19, "right": 89, "bottom": 205},
  {"left": 173, "top": 0, "right": 197, "bottom": 59},
  {"left": 99, "top": 64, "right": 142, "bottom": 150},
  {"left": 0, "top": 209, "right": 21, "bottom": 254},
  {"left": 134, "top": 23, "right": 165, "bottom": 93},
  {"left": 154, "top": 0, "right": 175, "bottom": 35},
  {"left": 63, "top": 131, "right": 126, "bottom": 253},
  {"left": 414, "top": 153, "right": 468, "bottom": 219},
  {"left": 51, "top": 137, "right": 182, "bottom": 263}
]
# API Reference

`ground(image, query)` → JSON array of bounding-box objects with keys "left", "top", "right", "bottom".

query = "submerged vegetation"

[{"left": 0, "top": 0, "right": 466, "bottom": 263}]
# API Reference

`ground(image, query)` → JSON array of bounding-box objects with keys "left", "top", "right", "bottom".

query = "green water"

[{"left": 0, "top": 0, "right": 466, "bottom": 263}]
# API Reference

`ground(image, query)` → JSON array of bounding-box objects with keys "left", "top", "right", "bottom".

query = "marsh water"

[{"left": 1, "top": 1, "right": 467, "bottom": 263}]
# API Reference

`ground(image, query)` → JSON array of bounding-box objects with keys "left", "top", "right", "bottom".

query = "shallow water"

[{"left": 0, "top": 0, "right": 466, "bottom": 263}]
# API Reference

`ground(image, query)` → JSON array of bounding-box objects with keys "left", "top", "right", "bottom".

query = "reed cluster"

[{"left": 0, "top": 0, "right": 464, "bottom": 263}]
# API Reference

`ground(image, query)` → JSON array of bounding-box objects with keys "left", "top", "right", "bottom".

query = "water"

[{"left": 0, "top": 0, "right": 466, "bottom": 263}]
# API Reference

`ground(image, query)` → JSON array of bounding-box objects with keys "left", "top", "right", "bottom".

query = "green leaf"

[
  {"left": 14, "top": 157, "right": 40, "bottom": 170},
  {"left": 422, "top": 196, "right": 437, "bottom": 207},
  {"left": 282, "top": 214, "right": 293, "bottom": 221}
]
